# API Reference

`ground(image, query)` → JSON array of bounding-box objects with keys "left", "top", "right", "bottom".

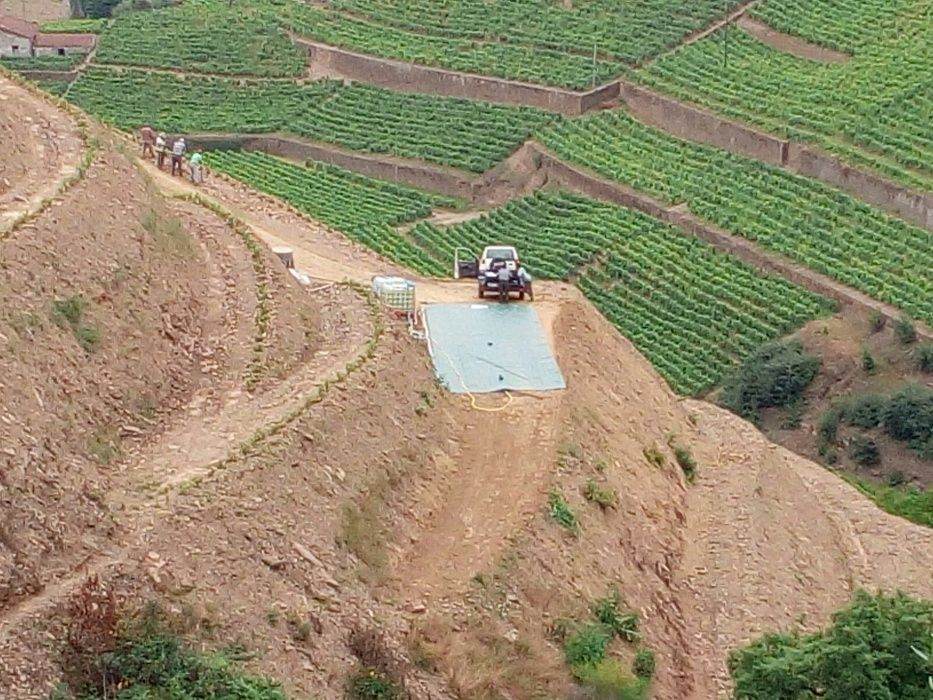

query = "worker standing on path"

[
  {"left": 171, "top": 137, "right": 186, "bottom": 177},
  {"left": 139, "top": 125, "right": 155, "bottom": 159},
  {"left": 155, "top": 132, "right": 167, "bottom": 169},
  {"left": 517, "top": 263, "right": 534, "bottom": 301},
  {"left": 189, "top": 150, "right": 204, "bottom": 184}
]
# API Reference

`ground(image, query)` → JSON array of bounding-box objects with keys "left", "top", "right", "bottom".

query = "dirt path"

[
  {"left": 678, "top": 400, "right": 933, "bottom": 699},
  {"left": 0, "top": 75, "right": 83, "bottom": 235}
]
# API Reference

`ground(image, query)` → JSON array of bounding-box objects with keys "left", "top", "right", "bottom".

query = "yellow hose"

[{"left": 428, "top": 326, "right": 514, "bottom": 413}]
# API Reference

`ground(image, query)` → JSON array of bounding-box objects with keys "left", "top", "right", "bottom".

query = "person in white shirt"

[{"left": 171, "top": 137, "right": 186, "bottom": 176}]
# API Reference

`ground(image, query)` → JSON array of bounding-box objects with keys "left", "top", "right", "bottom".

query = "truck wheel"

[
  {"left": 518, "top": 291, "right": 525, "bottom": 300},
  {"left": 478, "top": 285, "right": 484, "bottom": 299}
]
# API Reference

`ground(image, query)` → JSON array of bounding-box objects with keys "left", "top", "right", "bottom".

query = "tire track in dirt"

[{"left": 0, "top": 75, "right": 84, "bottom": 235}]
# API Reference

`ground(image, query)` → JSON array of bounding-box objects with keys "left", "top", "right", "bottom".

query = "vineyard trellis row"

[
  {"left": 67, "top": 67, "right": 557, "bottom": 173},
  {"left": 540, "top": 110, "right": 933, "bottom": 326}
]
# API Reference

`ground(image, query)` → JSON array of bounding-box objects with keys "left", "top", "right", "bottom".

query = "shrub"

[
  {"left": 51, "top": 295, "right": 86, "bottom": 326},
  {"left": 633, "top": 648, "right": 656, "bottom": 679},
  {"left": 564, "top": 624, "right": 611, "bottom": 669},
  {"left": 575, "top": 660, "right": 649, "bottom": 700},
  {"left": 592, "top": 589, "right": 639, "bottom": 643},
  {"left": 347, "top": 669, "right": 401, "bottom": 700},
  {"left": 583, "top": 479, "right": 617, "bottom": 510},
  {"left": 849, "top": 436, "right": 880, "bottom": 467},
  {"left": 841, "top": 393, "right": 885, "bottom": 429},
  {"left": 673, "top": 445, "right": 697, "bottom": 482},
  {"left": 548, "top": 490, "right": 578, "bottom": 534},
  {"left": 914, "top": 343, "right": 933, "bottom": 373},
  {"left": 642, "top": 444, "right": 665, "bottom": 467},
  {"left": 895, "top": 317, "right": 917, "bottom": 345},
  {"left": 729, "top": 591, "right": 933, "bottom": 700},
  {"left": 781, "top": 399, "right": 804, "bottom": 429},
  {"left": 818, "top": 408, "right": 841, "bottom": 446},
  {"left": 868, "top": 310, "right": 886, "bottom": 334},
  {"left": 720, "top": 340, "right": 820, "bottom": 421},
  {"left": 861, "top": 347, "right": 876, "bottom": 374},
  {"left": 885, "top": 470, "right": 907, "bottom": 487},
  {"left": 76, "top": 325, "right": 102, "bottom": 353},
  {"left": 882, "top": 384, "right": 933, "bottom": 449}
]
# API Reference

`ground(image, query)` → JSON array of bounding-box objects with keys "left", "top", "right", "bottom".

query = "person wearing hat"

[
  {"left": 155, "top": 132, "right": 167, "bottom": 169},
  {"left": 171, "top": 137, "right": 186, "bottom": 176}
]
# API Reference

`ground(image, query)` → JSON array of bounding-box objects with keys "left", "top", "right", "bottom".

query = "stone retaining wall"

[
  {"left": 297, "top": 37, "right": 619, "bottom": 115},
  {"left": 184, "top": 133, "right": 476, "bottom": 201}
]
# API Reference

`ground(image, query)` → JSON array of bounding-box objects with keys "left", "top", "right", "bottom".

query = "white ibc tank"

[{"left": 371, "top": 276, "right": 416, "bottom": 312}]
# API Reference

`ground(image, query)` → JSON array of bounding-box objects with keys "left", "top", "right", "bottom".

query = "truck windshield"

[{"left": 485, "top": 248, "right": 515, "bottom": 260}]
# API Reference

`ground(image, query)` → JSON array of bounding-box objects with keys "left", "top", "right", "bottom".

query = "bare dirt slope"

[
  {"left": 679, "top": 400, "right": 933, "bottom": 698},
  {"left": 0, "top": 0, "right": 69, "bottom": 21},
  {"left": 0, "top": 90, "right": 931, "bottom": 700},
  {"left": 0, "top": 76, "right": 83, "bottom": 233}
]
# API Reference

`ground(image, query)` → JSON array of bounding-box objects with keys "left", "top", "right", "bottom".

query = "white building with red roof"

[{"left": 0, "top": 14, "right": 96, "bottom": 58}]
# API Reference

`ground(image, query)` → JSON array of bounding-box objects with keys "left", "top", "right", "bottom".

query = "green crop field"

[
  {"left": 40, "top": 18, "right": 107, "bottom": 34},
  {"left": 0, "top": 54, "right": 84, "bottom": 71},
  {"left": 750, "top": 0, "right": 922, "bottom": 53},
  {"left": 94, "top": 0, "right": 306, "bottom": 77},
  {"left": 636, "top": 13, "right": 933, "bottom": 190},
  {"left": 539, "top": 110, "right": 933, "bottom": 325},
  {"left": 280, "top": 0, "right": 744, "bottom": 88},
  {"left": 410, "top": 191, "right": 830, "bottom": 394},
  {"left": 204, "top": 150, "right": 450, "bottom": 275},
  {"left": 68, "top": 67, "right": 555, "bottom": 172},
  {"left": 34, "top": 79, "right": 72, "bottom": 96}
]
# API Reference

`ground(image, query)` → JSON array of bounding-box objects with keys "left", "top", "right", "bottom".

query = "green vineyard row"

[
  {"left": 540, "top": 110, "right": 933, "bottom": 326},
  {"left": 637, "top": 23, "right": 933, "bottom": 190},
  {"left": 68, "top": 67, "right": 556, "bottom": 173}
]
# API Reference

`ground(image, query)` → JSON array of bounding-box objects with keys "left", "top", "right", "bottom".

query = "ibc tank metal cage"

[{"left": 371, "top": 276, "right": 416, "bottom": 315}]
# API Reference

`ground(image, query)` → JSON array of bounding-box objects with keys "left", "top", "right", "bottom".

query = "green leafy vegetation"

[
  {"left": 411, "top": 191, "right": 829, "bottom": 395},
  {"left": 719, "top": 341, "right": 821, "bottom": 421},
  {"left": 673, "top": 445, "right": 697, "bottom": 483},
  {"left": 540, "top": 110, "right": 933, "bottom": 325},
  {"left": 633, "top": 648, "right": 656, "bottom": 679},
  {"left": 849, "top": 477, "right": 933, "bottom": 529},
  {"left": 895, "top": 317, "right": 918, "bottom": 345},
  {"left": 347, "top": 668, "right": 402, "bottom": 700},
  {"left": 0, "top": 54, "right": 84, "bottom": 71},
  {"left": 915, "top": 343, "right": 933, "bottom": 373},
  {"left": 575, "top": 660, "right": 649, "bottom": 699},
  {"left": 50, "top": 295, "right": 102, "bottom": 353},
  {"left": 41, "top": 18, "right": 108, "bottom": 33},
  {"left": 205, "top": 150, "right": 449, "bottom": 275},
  {"left": 59, "top": 588, "right": 292, "bottom": 700},
  {"left": 729, "top": 590, "right": 933, "bottom": 699},
  {"left": 583, "top": 479, "right": 617, "bottom": 510},
  {"left": 643, "top": 444, "right": 665, "bottom": 468},
  {"left": 564, "top": 623, "right": 611, "bottom": 669},
  {"left": 68, "top": 67, "right": 554, "bottom": 172},
  {"left": 547, "top": 489, "right": 579, "bottom": 534},
  {"left": 636, "top": 17, "right": 933, "bottom": 190},
  {"left": 591, "top": 588, "right": 639, "bottom": 642},
  {"left": 95, "top": 0, "right": 305, "bottom": 77},
  {"left": 281, "top": 0, "right": 742, "bottom": 88},
  {"left": 848, "top": 435, "right": 880, "bottom": 467},
  {"left": 34, "top": 79, "right": 72, "bottom": 96}
]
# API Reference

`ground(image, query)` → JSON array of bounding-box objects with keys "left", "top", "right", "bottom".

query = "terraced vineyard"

[
  {"left": 540, "top": 110, "right": 933, "bottom": 325},
  {"left": 279, "top": 4, "right": 623, "bottom": 89},
  {"left": 205, "top": 150, "right": 448, "bottom": 275},
  {"left": 750, "top": 0, "right": 921, "bottom": 52},
  {"left": 282, "top": 0, "right": 742, "bottom": 88},
  {"left": 0, "top": 54, "right": 84, "bottom": 71},
  {"left": 412, "top": 192, "right": 830, "bottom": 394},
  {"left": 94, "top": 0, "right": 306, "bottom": 77},
  {"left": 68, "top": 68, "right": 555, "bottom": 172},
  {"left": 637, "top": 18, "right": 933, "bottom": 189}
]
